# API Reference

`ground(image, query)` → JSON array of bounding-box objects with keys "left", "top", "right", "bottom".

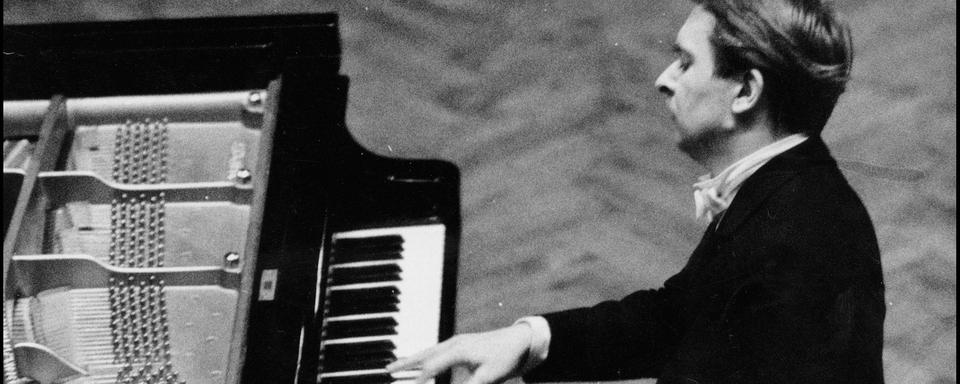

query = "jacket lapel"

[{"left": 714, "top": 136, "right": 838, "bottom": 237}]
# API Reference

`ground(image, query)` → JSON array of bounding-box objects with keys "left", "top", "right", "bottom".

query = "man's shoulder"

[
  {"left": 774, "top": 163, "right": 871, "bottom": 224},
  {"left": 743, "top": 164, "right": 880, "bottom": 268}
]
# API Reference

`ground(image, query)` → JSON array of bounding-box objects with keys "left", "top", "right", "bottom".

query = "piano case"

[{"left": 3, "top": 14, "right": 460, "bottom": 384}]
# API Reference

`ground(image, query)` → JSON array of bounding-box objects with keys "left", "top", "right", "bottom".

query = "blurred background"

[{"left": 5, "top": 0, "right": 955, "bottom": 383}]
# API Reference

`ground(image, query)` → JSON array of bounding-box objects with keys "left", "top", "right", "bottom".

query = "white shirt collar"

[{"left": 693, "top": 133, "right": 808, "bottom": 223}]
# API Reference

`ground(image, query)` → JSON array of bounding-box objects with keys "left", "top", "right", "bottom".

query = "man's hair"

[{"left": 692, "top": 0, "right": 853, "bottom": 135}]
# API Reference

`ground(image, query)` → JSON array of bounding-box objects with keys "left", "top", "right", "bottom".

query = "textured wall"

[{"left": 4, "top": 1, "right": 956, "bottom": 383}]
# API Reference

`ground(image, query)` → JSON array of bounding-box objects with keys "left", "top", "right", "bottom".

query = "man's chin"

[{"left": 677, "top": 129, "right": 730, "bottom": 162}]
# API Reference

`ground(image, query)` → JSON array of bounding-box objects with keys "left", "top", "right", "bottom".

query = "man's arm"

[
  {"left": 387, "top": 269, "right": 692, "bottom": 384},
  {"left": 524, "top": 271, "right": 689, "bottom": 382}
]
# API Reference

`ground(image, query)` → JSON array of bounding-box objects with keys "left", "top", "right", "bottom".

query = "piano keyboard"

[{"left": 319, "top": 225, "right": 446, "bottom": 384}]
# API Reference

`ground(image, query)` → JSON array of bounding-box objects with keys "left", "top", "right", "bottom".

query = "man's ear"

[{"left": 731, "top": 69, "right": 764, "bottom": 114}]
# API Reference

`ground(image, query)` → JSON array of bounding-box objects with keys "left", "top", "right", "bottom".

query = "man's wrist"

[{"left": 513, "top": 316, "right": 551, "bottom": 373}]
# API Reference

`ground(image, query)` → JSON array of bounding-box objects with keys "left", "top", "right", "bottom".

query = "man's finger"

[
  {"left": 388, "top": 337, "right": 460, "bottom": 372},
  {"left": 461, "top": 366, "right": 496, "bottom": 384},
  {"left": 386, "top": 357, "right": 417, "bottom": 372},
  {"left": 413, "top": 345, "right": 468, "bottom": 384}
]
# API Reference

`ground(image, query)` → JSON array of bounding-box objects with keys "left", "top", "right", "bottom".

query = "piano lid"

[{"left": 3, "top": 13, "right": 341, "bottom": 100}]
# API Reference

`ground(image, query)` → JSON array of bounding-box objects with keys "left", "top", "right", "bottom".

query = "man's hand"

[{"left": 385, "top": 324, "right": 533, "bottom": 384}]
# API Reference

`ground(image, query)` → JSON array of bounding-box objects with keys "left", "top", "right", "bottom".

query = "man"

[{"left": 388, "top": 0, "right": 886, "bottom": 383}]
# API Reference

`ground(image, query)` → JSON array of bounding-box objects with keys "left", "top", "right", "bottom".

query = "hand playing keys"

[{"left": 386, "top": 324, "right": 534, "bottom": 384}]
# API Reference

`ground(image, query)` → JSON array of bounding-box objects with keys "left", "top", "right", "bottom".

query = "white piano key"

[
  {"left": 330, "top": 260, "right": 401, "bottom": 269},
  {"left": 319, "top": 368, "right": 420, "bottom": 379}
]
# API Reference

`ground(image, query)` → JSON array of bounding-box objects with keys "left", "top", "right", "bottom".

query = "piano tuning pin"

[
  {"left": 224, "top": 252, "right": 241, "bottom": 268},
  {"left": 248, "top": 90, "right": 263, "bottom": 106},
  {"left": 235, "top": 168, "right": 252, "bottom": 183}
]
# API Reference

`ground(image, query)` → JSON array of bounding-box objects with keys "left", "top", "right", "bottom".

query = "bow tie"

[
  {"left": 689, "top": 134, "right": 809, "bottom": 225},
  {"left": 693, "top": 176, "right": 730, "bottom": 224}
]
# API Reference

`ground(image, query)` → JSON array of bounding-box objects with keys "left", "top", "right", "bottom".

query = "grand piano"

[{"left": 3, "top": 14, "right": 460, "bottom": 384}]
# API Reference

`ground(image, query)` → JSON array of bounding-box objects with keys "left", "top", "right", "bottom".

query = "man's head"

[{"left": 655, "top": 0, "right": 853, "bottom": 157}]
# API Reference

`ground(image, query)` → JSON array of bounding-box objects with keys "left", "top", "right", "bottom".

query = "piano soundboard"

[{"left": 3, "top": 14, "right": 460, "bottom": 384}]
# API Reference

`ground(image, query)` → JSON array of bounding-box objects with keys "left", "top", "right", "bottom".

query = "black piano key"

[
  {"left": 334, "top": 235, "right": 403, "bottom": 249},
  {"left": 324, "top": 357, "right": 396, "bottom": 372},
  {"left": 323, "top": 340, "right": 395, "bottom": 357},
  {"left": 322, "top": 351, "right": 396, "bottom": 372},
  {"left": 327, "top": 297, "right": 399, "bottom": 310},
  {"left": 329, "top": 264, "right": 402, "bottom": 285},
  {"left": 327, "top": 302, "right": 399, "bottom": 317},
  {"left": 331, "top": 236, "right": 405, "bottom": 264},
  {"left": 331, "top": 264, "right": 402, "bottom": 278},
  {"left": 324, "top": 318, "right": 398, "bottom": 339},
  {"left": 329, "top": 272, "right": 401, "bottom": 285},
  {"left": 327, "top": 295, "right": 400, "bottom": 307},
  {"left": 320, "top": 374, "right": 395, "bottom": 384},
  {"left": 333, "top": 236, "right": 404, "bottom": 257},
  {"left": 328, "top": 287, "right": 400, "bottom": 302},
  {"left": 331, "top": 250, "right": 403, "bottom": 264},
  {"left": 326, "top": 286, "right": 401, "bottom": 316}
]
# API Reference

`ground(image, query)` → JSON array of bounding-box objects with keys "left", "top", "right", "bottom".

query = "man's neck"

[{"left": 701, "top": 127, "right": 783, "bottom": 176}]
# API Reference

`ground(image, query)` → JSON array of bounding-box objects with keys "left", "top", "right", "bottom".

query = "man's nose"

[{"left": 654, "top": 66, "right": 675, "bottom": 97}]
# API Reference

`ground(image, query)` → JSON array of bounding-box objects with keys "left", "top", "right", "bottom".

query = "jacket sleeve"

[{"left": 523, "top": 267, "right": 691, "bottom": 382}]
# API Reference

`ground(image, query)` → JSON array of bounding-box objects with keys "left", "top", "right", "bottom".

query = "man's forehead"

[{"left": 675, "top": 6, "right": 716, "bottom": 50}]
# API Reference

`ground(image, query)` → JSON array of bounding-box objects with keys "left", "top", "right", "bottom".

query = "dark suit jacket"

[{"left": 524, "top": 137, "right": 886, "bottom": 384}]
